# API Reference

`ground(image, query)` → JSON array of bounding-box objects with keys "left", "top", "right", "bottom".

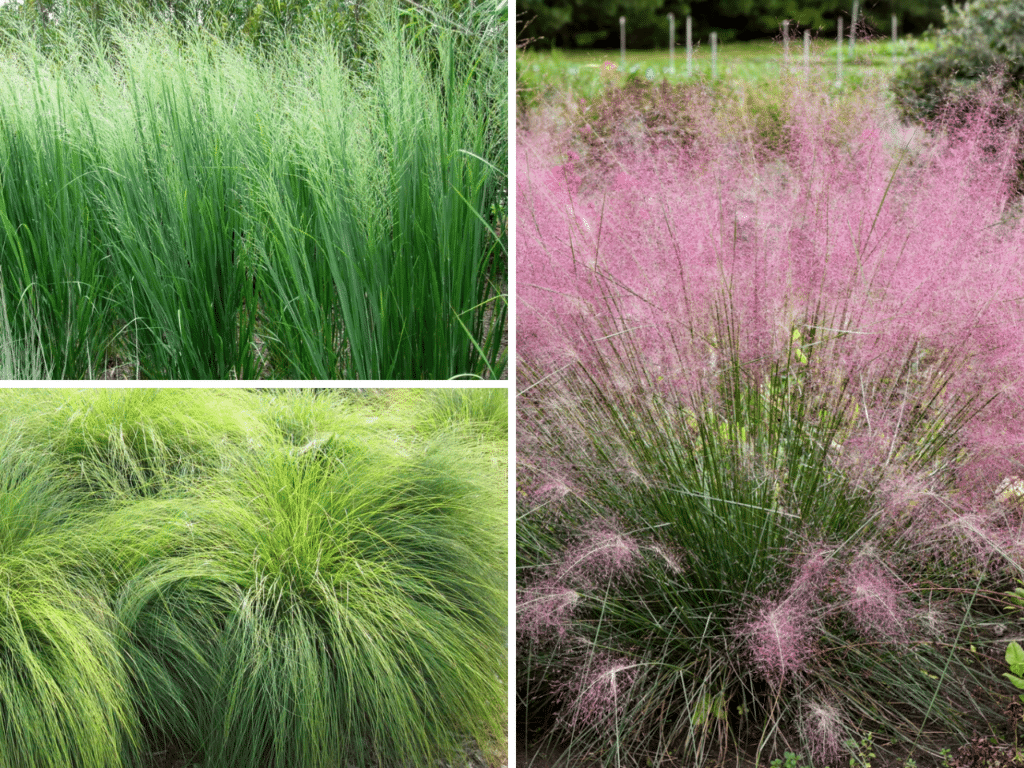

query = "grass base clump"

[
  {"left": 519, "top": 315, "right": 1019, "bottom": 766},
  {"left": 518, "top": 62, "right": 1024, "bottom": 768},
  {"left": 0, "top": 388, "right": 508, "bottom": 768}
]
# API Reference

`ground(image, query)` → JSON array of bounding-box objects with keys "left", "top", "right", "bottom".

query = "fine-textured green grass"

[
  {"left": 0, "top": 388, "right": 508, "bottom": 768},
  {"left": 0, "top": 2, "right": 507, "bottom": 380},
  {"left": 0, "top": 438, "right": 140, "bottom": 768}
]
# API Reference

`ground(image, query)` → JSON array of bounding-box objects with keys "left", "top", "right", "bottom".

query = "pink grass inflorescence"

[{"left": 517, "top": 73, "right": 1024, "bottom": 766}]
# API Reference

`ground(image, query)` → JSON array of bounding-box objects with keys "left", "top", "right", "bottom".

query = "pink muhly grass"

[
  {"left": 936, "top": 508, "right": 1006, "bottom": 568},
  {"left": 646, "top": 541, "right": 686, "bottom": 575},
  {"left": 800, "top": 699, "right": 847, "bottom": 763},
  {"left": 535, "top": 476, "right": 574, "bottom": 502},
  {"left": 556, "top": 652, "right": 638, "bottom": 730},
  {"left": 876, "top": 471, "right": 939, "bottom": 520},
  {"left": 789, "top": 547, "right": 836, "bottom": 600},
  {"left": 885, "top": 480, "right": 1024, "bottom": 573},
  {"left": 518, "top": 80, "right": 1024, "bottom": 763},
  {"left": 557, "top": 521, "right": 641, "bottom": 587},
  {"left": 742, "top": 595, "right": 817, "bottom": 688},
  {"left": 843, "top": 560, "right": 915, "bottom": 643},
  {"left": 518, "top": 87, "right": 1024, "bottom": 501},
  {"left": 517, "top": 581, "right": 582, "bottom": 645}
]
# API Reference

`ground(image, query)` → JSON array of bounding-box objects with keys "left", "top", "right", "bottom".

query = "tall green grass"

[
  {"left": 0, "top": 282, "right": 50, "bottom": 379},
  {"left": 0, "top": 47, "right": 116, "bottom": 378},
  {"left": 0, "top": 1, "right": 507, "bottom": 379},
  {"left": 0, "top": 388, "right": 508, "bottom": 767}
]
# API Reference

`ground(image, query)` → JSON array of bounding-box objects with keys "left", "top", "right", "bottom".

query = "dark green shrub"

[{"left": 892, "top": 0, "right": 1024, "bottom": 124}]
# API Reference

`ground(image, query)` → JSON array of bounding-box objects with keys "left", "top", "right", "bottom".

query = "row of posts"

[{"left": 618, "top": 2, "right": 900, "bottom": 81}]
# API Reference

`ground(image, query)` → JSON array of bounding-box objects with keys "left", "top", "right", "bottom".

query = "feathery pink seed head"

[
  {"left": 801, "top": 699, "right": 847, "bottom": 763},
  {"left": 743, "top": 598, "right": 816, "bottom": 688},
  {"left": 844, "top": 561, "right": 913, "bottom": 642},
  {"left": 557, "top": 653, "right": 638, "bottom": 729},
  {"left": 790, "top": 547, "right": 835, "bottom": 600},
  {"left": 558, "top": 522, "right": 641, "bottom": 586},
  {"left": 517, "top": 583, "right": 581, "bottom": 645}
]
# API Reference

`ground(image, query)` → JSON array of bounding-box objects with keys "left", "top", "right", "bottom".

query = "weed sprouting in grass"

[{"left": 518, "top": 73, "right": 1024, "bottom": 767}]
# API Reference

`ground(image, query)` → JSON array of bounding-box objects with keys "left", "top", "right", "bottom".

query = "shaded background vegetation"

[{"left": 520, "top": 0, "right": 956, "bottom": 48}]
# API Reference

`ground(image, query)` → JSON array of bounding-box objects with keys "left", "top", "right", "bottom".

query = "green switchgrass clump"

[
  {"left": 0, "top": 3, "right": 506, "bottom": 379},
  {"left": 252, "top": 15, "right": 506, "bottom": 378},
  {"left": 95, "top": 29, "right": 260, "bottom": 378},
  {"left": 0, "top": 388, "right": 507, "bottom": 767},
  {"left": 0, "top": 282, "right": 50, "bottom": 380},
  {"left": 0, "top": 40, "right": 117, "bottom": 379}
]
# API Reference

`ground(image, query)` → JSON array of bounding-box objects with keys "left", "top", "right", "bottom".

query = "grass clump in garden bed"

[
  {"left": 0, "top": 388, "right": 508, "bottom": 768},
  {"left": 517, "top": 64, "right": 1024, "bottom": 768},
  {"left": 0, "top": 0, "right": 507, "bottom": 380}
]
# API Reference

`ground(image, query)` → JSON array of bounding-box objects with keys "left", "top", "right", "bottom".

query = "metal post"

[
  {"left": 804, "top": 29, "right": 810, "bottom": 79},
  {"left": 891, "top": 13, "right": 898, "bottom": 66},
  {"left": 669, "top": 13, "right": 675, "bottom": 74},
  {"left": 836, "top": 16, "right": 843, "bottom": 82},
  {"left": 711, "top": 31, "right": 717, "bottom": 80},
  {"left": 850, "top": 0, "right": 858, "bottom": 57},
  {"left": 782, "top": 19, "right": 790, "bottom": 70},
  {"left": 620, "top": 16, "right": 626, "bottom": 71},
  {"left": 686, "top": 15, "right": 693, "bottom": 77}
]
